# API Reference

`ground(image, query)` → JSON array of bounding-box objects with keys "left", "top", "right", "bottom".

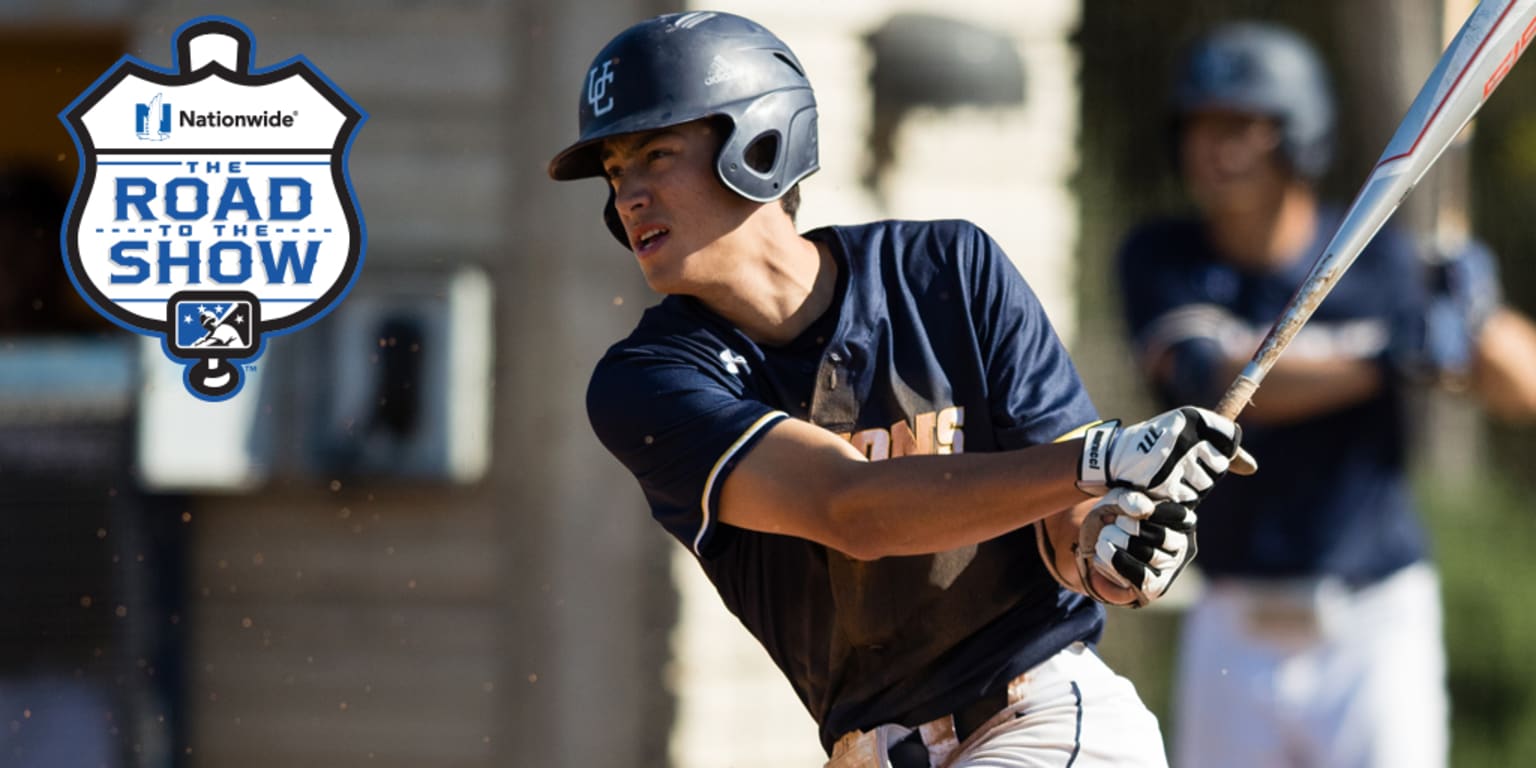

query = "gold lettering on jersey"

[
  {"left": 843, "top": 406, "right": 964, "bottom": 461},
  {"left": 848, "top": 427, "right": 889, "bottom": 460},
  {"left": 936, "top": 405, "right": 964, "bottom": 455}
]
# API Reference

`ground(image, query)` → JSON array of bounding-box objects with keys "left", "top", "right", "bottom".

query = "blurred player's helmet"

[
  {"left": 199, "top": 308, "right": 218, "bottom": 330},
  {"left": 1172, "top": 21, "right": 1335, "bottom": 179},
  {"left": 547, "top": 11, "right": 819, "bottom": 245}
]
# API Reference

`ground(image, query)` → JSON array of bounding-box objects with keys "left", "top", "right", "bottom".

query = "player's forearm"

[
  {"left": 1473, "top": 308, "right": 1536, "bottom": 422},
  {"left": 1214, "top": 354, "right": 1381, "bottom": 425},
  {"left": 821, "top": 440, "right": 1087, "bottom": 560},
  {"left": 1038, "top": 500, "right": 1142, "bottom": 605},
  {"left": 718, "top": 418, "right": 1092, "bottom": 560}
]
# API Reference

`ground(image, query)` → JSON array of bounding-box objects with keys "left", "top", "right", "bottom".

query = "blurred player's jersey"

[
  {"left": 588, "top": 219, "right": 1102, "bottom": 751},
  {"left": 1118, "top": 206, "right": 1427, "bottom": 585}
]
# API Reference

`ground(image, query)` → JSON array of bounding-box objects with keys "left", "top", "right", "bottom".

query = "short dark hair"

[{"left": 779, "top": 184, "right": 800, "bottom": 222}]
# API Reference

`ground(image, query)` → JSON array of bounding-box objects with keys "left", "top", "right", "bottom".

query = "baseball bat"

[{"left": 1218, "top": 0, "right": 1536, "bottom": 475}]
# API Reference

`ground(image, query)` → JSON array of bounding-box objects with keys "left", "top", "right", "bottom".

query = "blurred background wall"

[{"left": 2, "top": 1, "right": 1535, "bottom": 767}]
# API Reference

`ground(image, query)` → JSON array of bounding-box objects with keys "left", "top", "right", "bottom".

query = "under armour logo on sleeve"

[{"left": 719, "top": 348, "right": 750, "bottom": 375}]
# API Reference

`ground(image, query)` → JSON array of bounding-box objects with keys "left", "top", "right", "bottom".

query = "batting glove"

[
  {"left": 1436, "top": 239, "right": 1502, "bottom": 336},
  {"left": 1075, "top": 488, "right": 1197, "bottom": 609},
  {"left": 1076, "top": 406, "right": 1248, "bottom": 503},
  {"left": 1395, "top": 240, "right": 1504, "bottom": 385}
]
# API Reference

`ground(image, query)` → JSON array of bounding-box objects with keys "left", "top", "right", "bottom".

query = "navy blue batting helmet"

[
  {"left": 549, "top": 11, "right": 819, "bottom": 245},
  {"left": 1172, "top": 22, "right": 1335, "bottom": 179}
]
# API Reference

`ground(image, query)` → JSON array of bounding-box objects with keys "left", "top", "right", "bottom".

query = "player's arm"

[
  {"left": 1035, "top": 492, "right": 1197, "bottom": 608},
  {"left": 1423, "top": 240, "right": 1536, "bottom": 421},
  {"left": 1037, "top": 500, "right": 1138, "bottom": 604},
  {"left": 717, "top": 419, "right": 1082, "bottom": 560},
  {"left": 1157, "top": 347, "right": 1382, "bottom": 426},
  {"left": 1472, "top": 307, "right": 1536, "bottom": 422},
  {"left": 718, "top": 405, "right": 1239, "bottom": 561},
  {"left": 1118, "top": 230, "right": 1388, "bottom": 426}
]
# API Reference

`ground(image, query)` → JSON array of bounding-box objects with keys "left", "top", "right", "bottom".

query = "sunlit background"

[{"left": 2, "top": 1, "right": 1534, "bottom": 766}]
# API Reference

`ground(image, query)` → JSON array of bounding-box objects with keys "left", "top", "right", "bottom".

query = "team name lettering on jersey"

[{"left": 841, "top": 406, "right": 964, "bottom": 461}]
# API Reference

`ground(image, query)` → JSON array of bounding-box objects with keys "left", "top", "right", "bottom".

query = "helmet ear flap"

[
  {"left": 603, "top": 187, "right": 629, "bottom": 249},
  {"left": 715, "top": 88, "right": 819, "bottom": 202}
]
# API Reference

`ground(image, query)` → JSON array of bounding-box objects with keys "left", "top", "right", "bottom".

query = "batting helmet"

[
  {"left": 548, "top": 11, "right": 819, "bottom": 246},
  {"left": 1172, "top": 22, "right": 1335, "bottom": 179}
]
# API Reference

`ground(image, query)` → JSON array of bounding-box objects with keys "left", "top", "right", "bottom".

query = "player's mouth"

[{"left": 633, "top": 225, "right": 671, "bottom": 256}]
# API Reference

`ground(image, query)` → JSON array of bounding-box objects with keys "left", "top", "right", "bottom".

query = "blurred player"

[
  {"left": 551, "top": 11, "right": 1249, "bottom": 768},
  {"left": 1117, "top": 21, "right": 1536, "bottom": 768}
]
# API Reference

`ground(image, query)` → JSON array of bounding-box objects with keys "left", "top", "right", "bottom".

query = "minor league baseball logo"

[{"left": 61, "top": 16, "right": 366, "bottom": 401}]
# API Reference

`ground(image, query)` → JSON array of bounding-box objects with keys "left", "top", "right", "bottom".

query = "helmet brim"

[
  {"left": 547, "top": 137, "right": 605, "bottom": 182},
  {"left": 547, "top": 108, "right": 724, "bottom": 181}
]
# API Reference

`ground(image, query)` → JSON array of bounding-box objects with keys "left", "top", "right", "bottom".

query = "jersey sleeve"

[
  {"left": 1373, "top": 226, "right": 1435, "bottom": 384},
  {"left": 1116, "top": 224, "right": 1232, "bottom": 407},
  {"left": 962, "top": 224, "right": 1100, "bottom": 449},
  {"left": 587, "top": 350, "right": 787, "bottom": 558}
]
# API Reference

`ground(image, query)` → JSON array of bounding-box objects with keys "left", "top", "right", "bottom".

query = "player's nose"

[{"left": 613, "top": 173, "right": 652, "bottom": 213}]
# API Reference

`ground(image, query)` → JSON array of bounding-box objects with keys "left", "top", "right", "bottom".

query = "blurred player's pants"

[
  {"left": 828, "top": 642, "right": 1168, "bottom": 768},
  {"left": 1174, "top": 562, "right": 1447, "bottom": 768}
]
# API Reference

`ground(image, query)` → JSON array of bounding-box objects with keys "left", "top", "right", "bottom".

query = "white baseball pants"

[
  {"left": 827, "top": 642, "right": 1169, "bottom": 768},
  {"left": 1174, "top": 563, "right": 1448, "bottom": 768}
]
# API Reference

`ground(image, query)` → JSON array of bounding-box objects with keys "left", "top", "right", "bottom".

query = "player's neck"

[
  {"left": 692, "top": 219, "right": 836, "bottom": 347},
  {"left": 1209, "top": 182, "right": 1318, "bottom": 271}
]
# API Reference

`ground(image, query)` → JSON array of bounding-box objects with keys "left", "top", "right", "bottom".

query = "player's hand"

[
  {"left": 1394, "top": 240, "right": 1504, "bottom": 386},
  {"left": 1075, "top": 489, "right": 1197, "bottom": 609},
  {"left": 1436, "top": 239, "right": 1502, "bottom": 337},
  {"left": 1076, "top": 406, "right": 1250, "bottom": 503}
]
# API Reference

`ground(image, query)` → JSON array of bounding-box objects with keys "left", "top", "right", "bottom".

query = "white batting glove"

[
  {"left": 1077, "top": 406, "right": 1250, "bottom": 503},
  {"left": 1075, "top": 488, "right": 1198, "bottom": 609}
]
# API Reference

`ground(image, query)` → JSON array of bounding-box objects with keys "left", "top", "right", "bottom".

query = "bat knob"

[{"left": 1229, "top": 447, "right": 1258, "bottom": 476}]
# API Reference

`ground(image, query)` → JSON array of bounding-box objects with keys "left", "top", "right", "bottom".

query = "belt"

[
  {"left": 879, "top": 687, "right": 1011, "bottom": 768},
  {"left": 950, "top": 687, "right": 1012, "bottom": 744},
  {"left": 830, "top": 669, "right": 1035, "bottom": 768}
]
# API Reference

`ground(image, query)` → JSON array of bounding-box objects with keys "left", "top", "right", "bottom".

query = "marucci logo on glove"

[{"left": 61, "top": 16, "right": 367, "bottom": 401}]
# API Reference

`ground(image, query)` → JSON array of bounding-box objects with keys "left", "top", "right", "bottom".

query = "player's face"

[
  {"left": 1180, "top": 110, "right": 1290, "bottom": 219},
  {"left": 600, "top": 121, "right": 756, "bottom": 292}
]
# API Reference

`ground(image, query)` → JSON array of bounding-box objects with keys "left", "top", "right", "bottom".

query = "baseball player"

[
  {"left": 1118, "top": 21, "right": 1536, "bottom": 768},
  {"left": 189, "top": 308, "right": 242, "bottom": 347},
  {"left": 550, "top": 12, "right": 1249, "bottom": 768}
]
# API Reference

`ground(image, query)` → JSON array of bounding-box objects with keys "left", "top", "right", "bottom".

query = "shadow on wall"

[{"left": 862, "top": 14, "right": 1026, "bottom": 199}]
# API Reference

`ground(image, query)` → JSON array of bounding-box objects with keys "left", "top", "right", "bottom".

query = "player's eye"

[
  {"left": 604, "top": 165, "right": 624, "bottom": 182},
  {"left": 647, "top": 148, "right": 673, "bottom": 163}
]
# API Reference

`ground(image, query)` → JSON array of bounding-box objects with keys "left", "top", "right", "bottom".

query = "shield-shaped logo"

[{"left": 61, "top": 16, "right": 366, "bottom": 401}]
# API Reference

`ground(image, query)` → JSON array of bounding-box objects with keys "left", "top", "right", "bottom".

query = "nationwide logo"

[
  {"left": 61, "top": 16, "right": 366, "bottom": 401},
  {"left": 178, "top": 108, "right": 297, "bottom": 129},
  {"left": 136, "top": 93, "right": 172, "bottom": 140}
]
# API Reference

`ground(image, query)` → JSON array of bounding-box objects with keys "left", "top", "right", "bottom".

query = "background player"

[
  {"left": 1117, "top": 21, "right": 1536, "bottom": 768},
  {"left": 551, "top": 11, "right": 1248, "bottom": 768}
]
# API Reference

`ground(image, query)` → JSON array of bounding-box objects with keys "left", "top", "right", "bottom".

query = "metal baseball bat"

[{"left": 1218, "top": 0, "right": 1536, "bottom": 475}]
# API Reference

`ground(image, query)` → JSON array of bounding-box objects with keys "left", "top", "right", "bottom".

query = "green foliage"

[{"left": 1422, "top": 478, "right": 1536, "bottom": 766}]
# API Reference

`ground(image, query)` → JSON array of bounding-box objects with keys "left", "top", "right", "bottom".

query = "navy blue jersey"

[
  {"left": 1117, "top": 208, "right": 1427, "bottom": 585},
  {"left": 588, "top": 219, "right": 1103, "bottom": 752}
]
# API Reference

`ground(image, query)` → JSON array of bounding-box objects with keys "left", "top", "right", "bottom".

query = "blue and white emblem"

[{"left": 60, "top": 16, "right": 366, "bottom": 400}]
